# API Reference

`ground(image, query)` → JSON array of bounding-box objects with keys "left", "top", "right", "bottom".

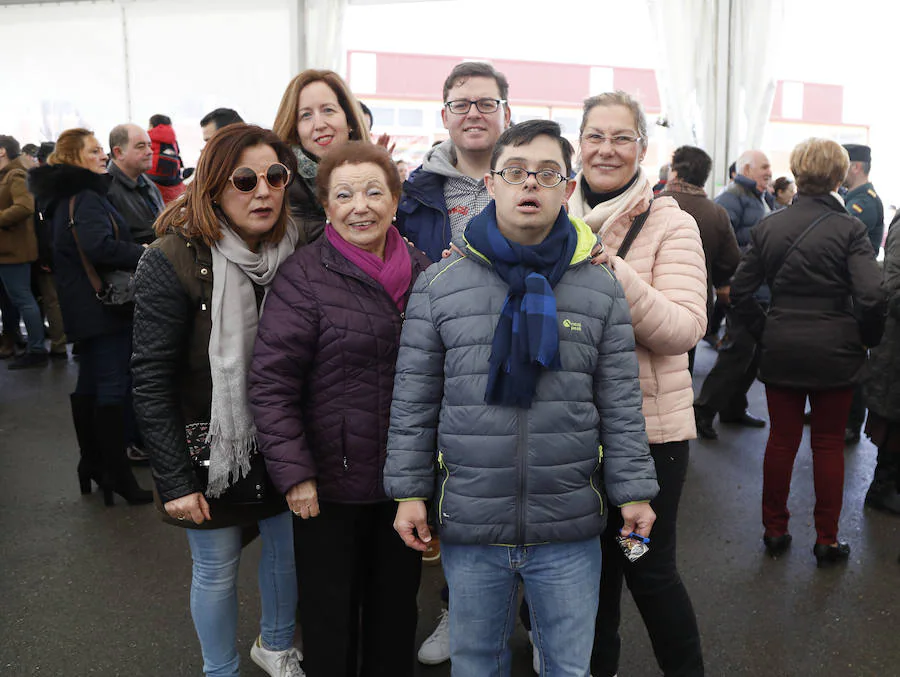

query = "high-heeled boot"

[
  {"left": 94, "top": 404, "right": 153, "bottom": 506},
  {"left": 70, "top": 393, "right": 103, "bottom": 494}
]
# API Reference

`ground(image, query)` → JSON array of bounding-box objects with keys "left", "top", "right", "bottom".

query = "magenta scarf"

[{"left": 325, "top": 223, "right": 413, "bottom": 310}]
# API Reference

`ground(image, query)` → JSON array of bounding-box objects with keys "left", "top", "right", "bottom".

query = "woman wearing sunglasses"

[
  {"left": 273, "top": 69, "right": 370, "bottom": 245},
  {"left": 131, "top": 124, "right": 303, "bottom": 677},
  {"left": 567, "top": 92, "right": 707, "bottom": 677},
  {"left": 248, "top": 142, "right": 430, "bottom": 676}
]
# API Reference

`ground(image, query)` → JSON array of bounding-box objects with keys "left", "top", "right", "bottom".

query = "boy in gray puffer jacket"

[{"left": 385, "top": 120, "right": 658, "bottom": 677}]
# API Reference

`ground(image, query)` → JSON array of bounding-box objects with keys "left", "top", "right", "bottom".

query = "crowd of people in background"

[{"left": 1, "top": 54, "right": 899, "bottom": 677}]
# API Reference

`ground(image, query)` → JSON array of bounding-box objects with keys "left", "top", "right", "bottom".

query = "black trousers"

[
  {"left": 694, "top": 313, "right": 761, "bottom": 420},
  {"left": 846, "top": 384, "right": 867, "bottom": 434},
  {"left": 592, "top": 441, "right": 704, "bottom": 677},
  {"left": 293, "top": 500, "right": 422, "bottom": 677}
]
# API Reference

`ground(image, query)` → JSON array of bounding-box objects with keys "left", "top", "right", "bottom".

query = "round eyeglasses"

[
  {"left": 444, "top": 98, "right": 506, "bottom": 115},
  {"left": 491, "top": 167, "right": 567, "bottom": 188},
  {"left": 228, "top": 163, "right": 291, "bottom": 193}
]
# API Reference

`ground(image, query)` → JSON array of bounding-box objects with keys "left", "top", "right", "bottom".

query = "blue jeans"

[
  {"left": 442, "top": 538, "right": 602, "bottom": 677},
  {"left": 0, "top": 263, "right": 45, "bottom": 353},
  {"left": 185, "top": 511, "right": 297, "bottom": 677}
]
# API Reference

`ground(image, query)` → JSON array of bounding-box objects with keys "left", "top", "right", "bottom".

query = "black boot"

[
  {"left": 94, "top": 404, "right": 153, "bottom": 506},
  {"left": 70, "top": 394, "right": 103, "bottom": 494},
  {"left": 865, "top": 447, "right": 900, "bottom": 515}
]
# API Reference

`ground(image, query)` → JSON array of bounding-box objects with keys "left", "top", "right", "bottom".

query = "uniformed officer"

[
  {"left": 842, "top": 145, "right": 887, "bottom": 459},
  {"left": 843, "top": 144, "right": 885, "bottom": 256}
]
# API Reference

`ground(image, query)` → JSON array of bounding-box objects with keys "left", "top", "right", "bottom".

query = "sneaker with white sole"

[
  {"left": 527, "top": 630, "right": 541, "bottom": 674},
  {"left": 417, "top": 608, "right": 450, "bottom": 665},
  {"left": 249, "top": 635, "right": 305, "bottom": 677}
]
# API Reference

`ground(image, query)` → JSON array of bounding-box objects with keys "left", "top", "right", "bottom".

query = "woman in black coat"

[
  {"left": 730, "top": 138, "right": 885, "bottom": 567},
  {"left": 863, "top": 211, "right": 900, "bottom": 514},
  {"left": 28, "top": 128, "right": 151, "bottom": 506}
]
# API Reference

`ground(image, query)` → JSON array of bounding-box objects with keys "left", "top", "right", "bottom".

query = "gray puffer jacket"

[{"left": 384, "top": 217, "right": 658, "bottom": 546}]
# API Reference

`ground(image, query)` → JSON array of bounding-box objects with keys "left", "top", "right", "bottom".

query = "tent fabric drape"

[
  {"left": 649, "top": 0, "right": 785, "bottom": 177},
  {"left": 302, "top": 0, "right": 349, "bottom": 72}
]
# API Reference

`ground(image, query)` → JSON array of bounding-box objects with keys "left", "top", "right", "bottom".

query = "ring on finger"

[{"left": 177, "top": 515, "right": 186, "bottom": 521}]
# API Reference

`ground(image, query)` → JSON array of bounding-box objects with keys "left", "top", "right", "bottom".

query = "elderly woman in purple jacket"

[{"left": 249, "top": 142, "right": 430, "bottom": 677}]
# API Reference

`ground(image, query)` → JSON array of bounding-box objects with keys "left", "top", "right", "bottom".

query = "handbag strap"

[
  {"left": 769, "top": 212, "right": 832, "bottom": 294},
  {"left": 616, "top": 200, "right": 652, "bottom": 261},
  {"left": 68, "top": 196, "right": 122, "bottom": 296}
]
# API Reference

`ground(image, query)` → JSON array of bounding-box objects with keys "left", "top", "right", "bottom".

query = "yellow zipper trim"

[{"left": 438, "top": 450, "right": 449, "bottom": 524}]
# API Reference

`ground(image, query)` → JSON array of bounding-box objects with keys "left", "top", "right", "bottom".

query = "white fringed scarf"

[
  {"left": 568, "top": 168, "right": 649, "bottom": 237},
  {"left": 205, "top": 220, "right": 299, "bottom": 497}
]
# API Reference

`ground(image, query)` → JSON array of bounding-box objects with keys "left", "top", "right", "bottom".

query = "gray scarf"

[
  {"left": 292, "top": 145, "right": 319, "bottom": 197},
  {"left": 205, "top": 220, "right": 299, "bottom": 497}
]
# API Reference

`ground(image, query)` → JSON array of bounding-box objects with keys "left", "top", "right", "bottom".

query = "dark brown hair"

[
  {"left": 272, "top": 69, "right": 370, "bottom": 151},
  {"left": 315, "top": 141, "right": 401, "bottom": 207},
  {"left": 442, "top": 61, "right": 510, "bottom": 102},
  {"left": 154, "top": 124, "right": 297, "bottom": 246}
]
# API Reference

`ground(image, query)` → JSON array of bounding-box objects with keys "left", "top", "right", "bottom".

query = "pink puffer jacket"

[{"left": 571, "top": 176, "right": 707, "bottom": 443}]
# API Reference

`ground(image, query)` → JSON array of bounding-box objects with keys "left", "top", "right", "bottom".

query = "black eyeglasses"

[
  {"left": 444, "top": 98, "right": 506, "bottom": 115},
  {"left": 228, "top": 163, "right": 291, "bottom": 192},
  {"left": 491, "top": 167, "right": 567, "bottom": 188}
]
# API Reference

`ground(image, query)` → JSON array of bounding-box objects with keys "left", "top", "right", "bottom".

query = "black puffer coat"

[
  {"left": 730, "top": 193, "right": 885, "bottom": 390},
  {"left": 131, "top": 232, "right": 287, "bottom": 529},
  {"left": 865, "top": 214, "right": 900, "bottom": 420},
  {"left": 28, "top": 164, "right": 144, "bottom": 341}
]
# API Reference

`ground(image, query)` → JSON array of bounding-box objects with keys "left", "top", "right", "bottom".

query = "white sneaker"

[
  {"left": 250, "top": 635, "right": 305, "bottom": 677},
  {"left": 417, "top": 608, "right": 450, "bottom": 665},
  {"left": 527, "top": 630, "right": 540, "bottom": 674}
]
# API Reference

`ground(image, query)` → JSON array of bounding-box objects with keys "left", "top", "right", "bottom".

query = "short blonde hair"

[{"left": 790, "top": 138, "right": 849, "bottom": 195}]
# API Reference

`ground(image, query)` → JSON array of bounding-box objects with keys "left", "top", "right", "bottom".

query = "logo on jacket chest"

[{"left": 562, "top": 318, "right": 582, "bottom": 332}]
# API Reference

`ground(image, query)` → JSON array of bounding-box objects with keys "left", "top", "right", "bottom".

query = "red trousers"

[{"left": 762, "top": 386, "right": 853, "bottom": 545}]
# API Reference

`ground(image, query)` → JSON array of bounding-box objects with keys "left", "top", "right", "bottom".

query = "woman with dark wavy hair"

[{"left": 131, "top": 124, "right": 303, "bottom": 677}]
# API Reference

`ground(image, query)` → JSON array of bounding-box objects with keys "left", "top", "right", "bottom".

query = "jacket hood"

[
  {"left": 148, "top": 124, "right": 178, "bottom": 144},
  {"left": 28, "top": 164, "right": 112, "bottom": 216},
  {"left": 462, "top": 210, "right": 599, "bottom": 268},
  {"left": 734, "top": 173, "right": 763, "bottom": 197},
  {"left": 0, "top": 156, "right": 29, "bottom": 180},
  {"left": 420, "top": 140, "right": 465, "bottom": 180}
]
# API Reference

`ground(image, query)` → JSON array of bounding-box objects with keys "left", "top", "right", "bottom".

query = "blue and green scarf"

[{"left": 463, "top": 202, "right": 578, "bottom": 408}]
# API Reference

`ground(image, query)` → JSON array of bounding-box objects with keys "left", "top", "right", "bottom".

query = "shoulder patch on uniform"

[
  {"left": 851, "top": 203, "right": 864, "bottom": 213},
  {"left": 867, "top": 188, "right": 878, "bottom": 198}
]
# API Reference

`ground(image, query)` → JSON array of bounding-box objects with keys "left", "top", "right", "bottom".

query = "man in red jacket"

[{"left": 147, "top": 115, "right": 186, "bottom": 204}]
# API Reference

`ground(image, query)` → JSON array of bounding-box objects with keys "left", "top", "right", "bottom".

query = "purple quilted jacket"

[{"left": 249, "top": 235, "right": 430, "bottom": 503}]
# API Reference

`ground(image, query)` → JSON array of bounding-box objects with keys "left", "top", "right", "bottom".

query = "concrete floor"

[{"left": 1, "top": 342, "right": 898, "bottom": 676}]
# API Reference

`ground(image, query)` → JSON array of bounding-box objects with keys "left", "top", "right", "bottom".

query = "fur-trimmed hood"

[{"left": 28, "top": 164, "right": 112, "bottom": 218}]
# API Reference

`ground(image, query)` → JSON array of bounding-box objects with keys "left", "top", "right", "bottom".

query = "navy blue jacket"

[
  {"left": 29, "top": 164, "right": 144, "bottom": 341},
  {"left": 395, "top": 167, "right": 451, "bottom": 263},
  {"left": 715, "top": 174, "right": 769, "bottom": 249}
]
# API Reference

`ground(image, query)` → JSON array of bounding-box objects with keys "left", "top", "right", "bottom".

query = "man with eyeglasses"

[
  {"left": 395, "top": 61, "right": 511, "bottom": 262},
  {"left": 386, "top": 119, "right": 657, "bottom": 677}
]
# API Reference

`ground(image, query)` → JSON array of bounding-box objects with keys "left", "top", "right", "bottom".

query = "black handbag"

[
  {"left": 68, "top": 196, "right": 135, "bottom": 307},
  {"left": 185, "top": 422, "right": 271, "bottom": 504}
]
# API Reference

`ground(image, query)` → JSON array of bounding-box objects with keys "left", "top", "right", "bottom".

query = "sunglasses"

[{"left": 228, "top": 163, "right": 291, "bottom": 193}]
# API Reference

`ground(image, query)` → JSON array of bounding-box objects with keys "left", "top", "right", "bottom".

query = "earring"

[{"left": 392, "top": 215, "right": 397, "bottom": 223}]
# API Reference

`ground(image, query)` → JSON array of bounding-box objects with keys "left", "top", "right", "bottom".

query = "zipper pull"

[
  {"left": 201, "top": 302, "right": 207, "bottom": 311},
  {"left": 342, "top": 456, "right": 349, "bottom": 471}
]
